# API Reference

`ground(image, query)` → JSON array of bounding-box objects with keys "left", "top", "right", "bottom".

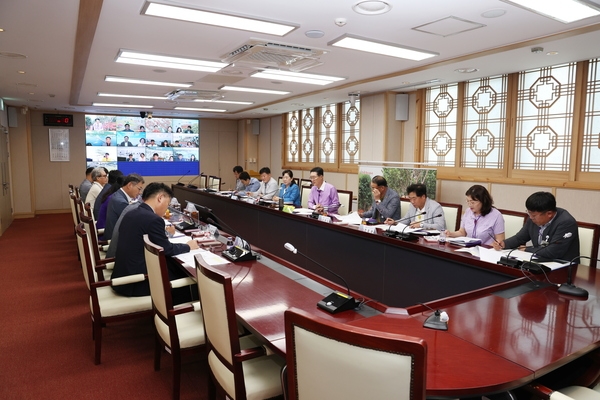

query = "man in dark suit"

[
  {"left": 111, "top": 183, "right": 199, "bottom": 298},
  {"left": 103, "top": 173, "right": 144, "bottom": 240},
  {"left": 494, "top": 191, "right": 579, "bottom": 261}
]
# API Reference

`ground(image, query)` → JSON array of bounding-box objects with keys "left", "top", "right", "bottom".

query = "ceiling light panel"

[
  {"left": 501, "top": 0, "right": 600, "bottom": 23},
  {"left": 251, "top": 70, "right": 345, "bottom": 85},
  {"left": 93, "top": 103, "right": 154, "bottom": 108},
  {"left": 98, "top": 93, "right": 167, "bottom": 100},
  {"left": 174, "top": 107, "right": 227, "bottom": 112},
  {"left": 193, "top": 99, "right": 254, "bottom": 105},
  {"left": 116, "top": 50, "right": 227, "bottom": 72},
  {"left": 142, "top": 2, "right": 297, "bottom": 36},
  {"left": 105, "top": 76, "right": 192, "bottom": 87},
  {"left": 328, "top": 34, "right": 438, "bottom": 61},
  {"left": 219, "top": 85, "right": 290, "bottom": 95}
]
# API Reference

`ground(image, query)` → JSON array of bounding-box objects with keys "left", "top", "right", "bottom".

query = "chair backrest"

[
  {"left": 284, "top": 308, "right": 427, "bottom": 400},
  {"left": 69, "top": 193, "right": 80, "bottom": 229},
  {"left": 577, "top": 221, "right": 600, "bottom": 267},
  {"left": 438, "top": 201, "right": 462, "bottom": 231},
  {"left": 195, "top": 256, "right": 246, "bottom": 399},
  {"left": 197, "top": 174, "right": 207, "bottom": 189},
  {"left": 300, "top": 178, "right": 311, "bottom": 188},
  {"left": 400, "top": 198, "right": 410, "bottom": 219},
  {"left": 337, "top": 189, "right": 353, "bottom": 215},
  {"left": 497, "top": 209, "right": 528, "bottom": 239},
  {"left": 209, "top": 175, "right": 221, "bottom": 190},
  {"left": 301, "top": 185, "right": 312, "bottom": 209},
  {"left": 80, "top": 213, "right": 105, "bottom": 282},
  {"left": 75, "top": 223, "right": 94, "bottom": 291},
  {"left": 143, "top": 235, "right": 175, "bottom": 335}
]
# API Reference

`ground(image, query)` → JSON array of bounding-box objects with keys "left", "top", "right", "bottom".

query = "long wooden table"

[{"left": 174, "top": 186, "right": 600, "bottom": 398}]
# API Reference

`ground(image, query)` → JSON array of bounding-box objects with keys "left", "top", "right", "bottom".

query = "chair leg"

[
  {"left": 208, "top": 370, "right": 216, "bottom": 400},
  {"left": 93, "top": 319, "right": 102, "bottom": 365},
  {"left": 154, "top": 334, "right": 162, "bottom": 371},
  {"left": 172, "top": 350, "right": 181, "bottom": 400}
]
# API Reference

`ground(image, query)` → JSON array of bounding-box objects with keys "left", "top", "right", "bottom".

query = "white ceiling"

[{"left": 2, "top": 0, "right": 600, "bottom": 120}]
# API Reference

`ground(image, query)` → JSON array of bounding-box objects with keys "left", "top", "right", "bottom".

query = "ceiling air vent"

[
  {"left": 166, "top": 90, "right": 223, "bottom": 101},
  {"left": 221, "top": 39, "right": 326, "bottom": 72}
]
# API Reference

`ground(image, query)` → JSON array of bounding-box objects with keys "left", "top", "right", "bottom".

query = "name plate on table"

[
  {"left": 359, "top": 224, "right": 377, "bottom": 234},
  {"left": 318, "top": 215, "right": 332, "bottom": 223}
]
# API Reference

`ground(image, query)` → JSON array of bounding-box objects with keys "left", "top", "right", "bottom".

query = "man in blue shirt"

[{"left": 236, "top": 171, "right": 260, "bottom": 196}]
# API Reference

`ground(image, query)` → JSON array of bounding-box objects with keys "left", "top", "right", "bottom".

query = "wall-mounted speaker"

[
  {"left": 252, "top": 119, "right": 260, "bottom": 135},
  {"left": 395, "top": 94, "right": 409, "bottom": 121},
  {"left": 8, "top": 106, "right": 18, "bottom": 128}
]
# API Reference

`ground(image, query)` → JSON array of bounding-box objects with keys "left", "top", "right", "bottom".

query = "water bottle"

[{"left": 438, "top": 231, "right": 446, "bottom": 244}]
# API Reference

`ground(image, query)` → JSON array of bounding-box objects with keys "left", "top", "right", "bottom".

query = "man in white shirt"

[
  {"left": 252, "top": 167, "right": 278, "bottom": 200},
  {"left": 85, "top": 167, "right": 108, "bottom": 211}
]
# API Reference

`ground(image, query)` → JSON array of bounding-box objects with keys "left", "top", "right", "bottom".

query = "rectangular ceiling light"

[
  {"left": 98, "top": 93, "right": 167, "bottom": 100},
  {"left": 93, "top": 103, "right": 154, "bottom": 108},
  {"left": 105, "top": 76, "right": 192, "bottom": 88},
  {"left": 251, "top": 70, "right": 345, "bottom": 86},
  {"left": 219, "top": 85, "right": 290, "bottom": 95},
  {"left": 116, "top": 50, "right": 228, "bottom": 73},
  {"left": 142, "top": 2, "right": 297, "bottom": 36},
  {"left": 174, "top": 107, "right": 226, "bottom": 112},
  {"left": 193, "top": 99, "right": 254, "bottom": 105},
  {"left": 328, "top": 34, "right": 438, "bottom": 61},
  {"left": 501, "top": 0, "right": 600, "bottom": 23}
]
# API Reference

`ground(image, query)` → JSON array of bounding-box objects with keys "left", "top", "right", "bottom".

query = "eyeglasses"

[
  {"left": 136, "top": 185, "right": 144, "bottom": 192},
  {"left": 408, "top": 196, "right": 419, "bottom": 201},
  {"left": 309, "top": 176, "right": 319, "bottom": 180},
  {"left": 100, "top": 175, "right": 108, "bottom": 178},
  {"left": 526, "top": 210, "right": 544, "bottom": 219},
  {"left": 466, "top": 199, "right": 479, "bottom": 205}
]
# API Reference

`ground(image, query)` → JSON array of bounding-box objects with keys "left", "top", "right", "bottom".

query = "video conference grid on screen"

[{"left": 85, "top": 115, "right": 200, "bottom": 176}]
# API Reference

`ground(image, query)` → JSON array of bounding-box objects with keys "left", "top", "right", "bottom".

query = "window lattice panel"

[
  {"left": 462, "top": 76, "right": 508, "bottom": 169},
  {"left": 318, "top": 104, "right": 337, "bottom": 164},
  {"left": 424, "top": 84, "right": 458, "bottom": 166},
  {"left": 286, "top": 111, "right": 300, "bottom": 163},
  {"left": 301, "top": 108, "right": 315, "bottom": 163},
  {"left": 582, "top": 58, "right": 600, "bottom": 172},
  {"left": 341, "top": 100, "right": 360, "bottom": 163},
  {"left": 514, "top": 63, "right": 576, "bottom": 171}
]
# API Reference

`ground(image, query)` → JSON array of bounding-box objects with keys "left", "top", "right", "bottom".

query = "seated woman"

[
  {"left": 273, "top": 169, "right": 300, "bottom": 207},
  {"left": 445, "top": 185, "right": 505, "bottom": 245}
]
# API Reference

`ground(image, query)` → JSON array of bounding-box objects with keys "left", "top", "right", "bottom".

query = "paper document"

[
  {"left": 335, "top": 211, "right": 365, "bottom": 225},
  {"left": 292, "top": 208, "right": 314, "bottom": 215},
  {"left": 447, "top": 236, "right": 482, "bottom": 246},
  {"left": 478, "top": 246, "right": 503, "bottom": 264},
  {"left": 175, "top": 248, "right": 229, "bottom": 267},
  {"left": 454, "top": 246, "right": 480, "bottom": 257},
  {"left": 389, "top": 223, "right": 422, "bottom": 233}
]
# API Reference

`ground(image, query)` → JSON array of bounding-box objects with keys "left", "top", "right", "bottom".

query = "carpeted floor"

[{"left": 0, "top": 214, "right": 209, "bottom": 399}]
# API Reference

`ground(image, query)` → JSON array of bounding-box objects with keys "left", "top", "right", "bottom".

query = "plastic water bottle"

[{"left": 438, "top": 231, "right": 446, "bottom": 244}]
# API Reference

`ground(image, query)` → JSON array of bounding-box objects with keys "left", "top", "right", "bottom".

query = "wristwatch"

[{"left": 376, "top": 200, "right": 381, "bottom": 203}]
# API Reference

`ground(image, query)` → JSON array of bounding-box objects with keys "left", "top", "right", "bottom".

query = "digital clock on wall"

[{"left": 43, "top": 114, "right": 73, "bottom": 127}]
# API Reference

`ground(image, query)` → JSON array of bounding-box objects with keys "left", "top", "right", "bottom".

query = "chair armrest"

[
  {"left": 234, "top": 346, "right": 266, "bottom": 362},
  {"left": 523, "top": 383, "right": 554, "bottom": 400},
  {"left": 170, "top": 277, "right": 196, "bottom": 289},
  {"left": 97, "top": 228, "right": 105, "bottom": 235},
  {"left": 96, "top": 257, "right": 115, "bottom": 267},
  {"left": 111, "top": 273, "right": 147, "bottom": 287}
]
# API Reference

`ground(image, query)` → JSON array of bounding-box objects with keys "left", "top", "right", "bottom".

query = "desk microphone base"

[
  {"left": 558, "top": 283, "right": 589, "bottom": 298},
  {"left": 221, "top": 248, "right": 258, "bottom": 263},
  {"left": 317, "top": 292, "right": 357, "bottom": 314},
  {"left": 383, "top": 231, "right": 418, "bottom": 241},
  {"left": 423, "top": 312, "right": 448, "bottom": 331}
]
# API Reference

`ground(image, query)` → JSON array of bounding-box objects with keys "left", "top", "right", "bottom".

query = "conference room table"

[{"left": 172, "top": 185, "right": 600, "bottom": 398}]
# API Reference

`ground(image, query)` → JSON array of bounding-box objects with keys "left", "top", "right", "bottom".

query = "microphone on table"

[
  {"left": 557, "top": 255, "right": 595, "bottom": 298},
  {"left": 187, "top": 174, "right": 202, "bottom": 189},
  {"left": 391, "top": 213, "right": 442, "bottom": 241},
  {"left": 384, "top": 211, "right": 426, "bottom": 237},
  {"left": 175, "top": 169, "right": 191, "bottom": 186},
  {"left": 284, "top": 242, "right": 358, "bottom": 314},
  {"left": 521, "top": 232, "right": 572, "bottom": 274},
  {"left": 498, "top": 247, "right": 523, "bottom": 268}
]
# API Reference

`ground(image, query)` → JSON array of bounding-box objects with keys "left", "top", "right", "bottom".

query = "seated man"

[
  {"left": 235, "top": 171, "right": 260, "bottom": 196},
  {"left": 307, "top": 166, "right": 340, "bottom": 214},
  {"left": 103, "top": 173, "right": 144, "bottom": 240},
  {"left": 386, "top": 183, "right": 446, "bottom": 230},
  {"left": 233, "top": 165, "right": 245, "bottom": 191},
  {"left": 253, "top": 167, "right": 278, "bottom": 200},
  {"left": 358, "top": 175, "right": 400, "bottom": 223},
  {"left": 78, "top": 167, "right": 94, "bottom": 203},
  {"left": 493, "top": 191, "right": 579, "bottom": 261},
  {"left": 111, "top": 183, "right": 199, "bottom": 299}
]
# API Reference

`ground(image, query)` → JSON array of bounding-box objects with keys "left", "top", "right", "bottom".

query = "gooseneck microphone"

[
  {"left": 176, "top": 170, "right": 191, "bottom": 186},
  {"left": 393, "top": 213, "right": 442, "bottom": 241},
  {"left": 498, "top": 247, "right": 523, "bottom": 268},
  {"left": 558, "top": 255, "right": 594, "bottom": 298},
  {"left": 384, "top": 211, "right": 426, "bottom": 237},
  {"left": 522, "top": 232, "right": 572, "bottom": 274},
  {"left": 284, "top": 243, "right": 358, "bottom": 314},
  {"left": 187, "top": 174, "right": 202, "bottom": 189}
]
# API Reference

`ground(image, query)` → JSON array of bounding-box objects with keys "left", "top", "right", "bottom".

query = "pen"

[{"left": 488, "top": 232, "right": 500, "bottom": 245}]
